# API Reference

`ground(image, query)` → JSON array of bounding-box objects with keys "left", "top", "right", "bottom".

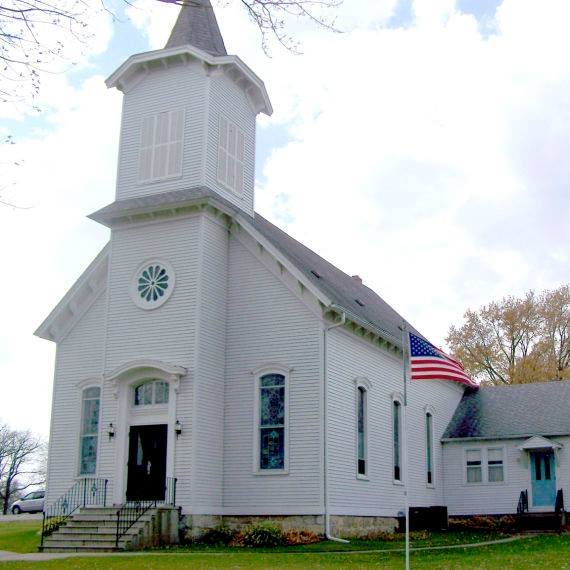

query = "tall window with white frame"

[
  {"left": 259, "top": 374, "right": 286, "bottom": 471},
  {"left": 79, "top": 387, "right": 101, "bottom": 475},
  {"left": 393, "top": 399, "right": 402, "bottom": 482},
  {"left": 426, "top": 412, "right": 434, "bottom": 485},
  {"left": 357, "top": 386, "right": 367, "bottom": 477}
]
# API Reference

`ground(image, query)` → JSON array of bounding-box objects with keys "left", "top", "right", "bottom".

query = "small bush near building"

[
  {"left": 198, "top": 525, "right": 235, "bottom": 546},
  {"left": 242, "top": 523, "right": 284, "bottom": 547}
]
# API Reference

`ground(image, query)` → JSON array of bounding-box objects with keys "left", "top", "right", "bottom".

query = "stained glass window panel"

[
  {"left": 155, "top": 381, "right": 169, "bottom": 404},
  {"left": 426, "top": 413, "right": 433, "bottom": 484},
  {"left": 80, "top": 436, "right": 97, "bottom": 475},
  {"left": 393, "top": 401, "right": 401, "bottom": 480},
  {"left": 357, "top": 387, "right": 366, "bottom": 475},
  {"left": 260, "top": 427, "right": 285, "bottom": 470},
  {"left": 260, "top": 387, "right": 285, "bottom": 426},
  {"left": 79, "top": 387, "right": 100, "bottom": 475},
  {"left": 81, "top": 398, "right": 100, "bottom": 435}
]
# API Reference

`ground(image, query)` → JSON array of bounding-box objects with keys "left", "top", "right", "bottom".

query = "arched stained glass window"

[
  {"left": 79, "top": 387, "right": 100, "bottom": 475},
  {"left": 258, "top": 374, "right": 286, "bottom": 470},
  {"left": 393, "top": 399, "right": 402, "bottom": 482},
  {"left": 357, "top": 386, "right": 367, "bottom": 476},
  {"left": 426, "top": 412, "right": 434, "bottom": 485}
]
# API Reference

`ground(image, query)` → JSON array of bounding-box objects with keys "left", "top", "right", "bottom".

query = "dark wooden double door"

[{"left": 126, "top": 424, "right": 167, "bottom": 502}]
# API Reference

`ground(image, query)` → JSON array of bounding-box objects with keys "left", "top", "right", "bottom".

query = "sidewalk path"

[{"left": 0, "top": 535, "right": 528, "bottom": 563}]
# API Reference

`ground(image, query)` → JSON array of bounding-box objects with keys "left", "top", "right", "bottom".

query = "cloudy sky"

[{"left": 1, "top": 0, "right": 569, "bottom": 437}]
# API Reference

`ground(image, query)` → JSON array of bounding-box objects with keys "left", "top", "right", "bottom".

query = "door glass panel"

[
  {"left": 535, "top": 455, "right": 542, "bottom": 480},
  {"left": 544, "top": 455, "right": 551, "bottom": 480}
]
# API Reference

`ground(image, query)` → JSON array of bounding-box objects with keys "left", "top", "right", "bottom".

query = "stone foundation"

[
  {"left": 223, "top": 515, "right": 324, "bottom": 535},
  {"left": 330, "top": 515, "right": 399, "bottom": 538},
  {"left": 180, "top": 513, "right": 400, "bottom": 540}
]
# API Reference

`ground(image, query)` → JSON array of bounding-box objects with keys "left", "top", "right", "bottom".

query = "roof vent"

[
  {"left": 352, "top": 275, "right": 363, "bottom": 284},
  {"left": 311, "top": 270, "right": 321, "bottom": 279},
  {"left": 355, "top": 299, "right": 365, "bottom": 307}
]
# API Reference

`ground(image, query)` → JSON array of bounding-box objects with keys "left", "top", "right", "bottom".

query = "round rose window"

[{"left": 131, "top": 260, "right": 175, "bottom": 310}]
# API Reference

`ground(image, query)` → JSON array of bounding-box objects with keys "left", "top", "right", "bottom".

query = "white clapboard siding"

[
  {"left": 189, "top": 215, "right": 228, "bottom": 513},
  {"left": 223, "top": 236, "right": 323, "bottom": 514},
  {"left": 103, "top": 216, "right": 200, "bottom": 375},
  {"left": 45, "top": 293, "right": 107, "bottom": 506},
  {"left": 327, "top": 328, "right": 465, "bottom": 517},
  {"left": 102, "top": 216, "right": 201, "bottom": 509},
  {"left": 115, "top": 60, "right": 206, "bottom": 201},
  {"left": 443, "top": 436, "right": 570, "bottom": 515},
  {"left": 205, "top": 72, "right": 256, "bottom": 216}
]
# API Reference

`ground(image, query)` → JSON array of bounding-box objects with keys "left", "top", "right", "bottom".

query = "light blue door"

[{"left": 530, "top": 451, "right": 556, "bottom": 508}]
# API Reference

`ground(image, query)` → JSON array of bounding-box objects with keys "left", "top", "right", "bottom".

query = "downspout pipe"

[{"left": 323, "top": 309, "right": 349, "bottom": 544}]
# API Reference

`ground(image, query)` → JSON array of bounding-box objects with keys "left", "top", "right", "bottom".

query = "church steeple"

[
  {"left": 165, "top": 0, "right": 227, "bottom": 56},
  {"left": 104, "top": 1, "right": 271, "bottom": 218}
]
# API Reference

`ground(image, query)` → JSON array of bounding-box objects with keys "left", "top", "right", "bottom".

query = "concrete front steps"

[
  {"left": 518, "top": 512, "right": 565, "bottom": 531},
  {"left": 40, "top": 506, "right": 179, "bottom": 553}
]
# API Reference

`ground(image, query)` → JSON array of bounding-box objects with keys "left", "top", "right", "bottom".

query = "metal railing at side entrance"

[
  {"left": 115, "top": 477, "right": 177, "bottom": 549},
  {"left": 517, "top": 489, "right": 529, "bottom": 515},
  {"left": 41, "top": 478, "right": 108, "bottom": 546}
]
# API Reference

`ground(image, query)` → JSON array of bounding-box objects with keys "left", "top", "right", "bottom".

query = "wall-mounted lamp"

[
  {"left": 108, "top": 423, "right": 115, "bottom": 440},
  {"left": 175, "top": 420, "right": 182, "bottom": 438}
]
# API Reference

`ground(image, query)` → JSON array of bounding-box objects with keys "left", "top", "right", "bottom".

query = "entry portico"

[{"left": 106, "top": 359, "right": 186, "bottom": 506}]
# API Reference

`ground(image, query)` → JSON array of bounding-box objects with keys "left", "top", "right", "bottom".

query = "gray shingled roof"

[
  {"left": 89, "top": 188, "right": 414, "bottom": 344},
  {"left": 442, "top": 381, "right": 570, "bottom": 440},
  {"left": 165, "top": 0, "right": 227, "bottom": 56}
]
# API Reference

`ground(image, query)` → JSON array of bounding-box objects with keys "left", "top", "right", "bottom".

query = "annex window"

[
  {"left": 487, "top": 448, "right": 504, "bottom": 483},
  {"left": 79, "top": 387, "right": 101, "bottom": 475},
  {"left": 218, "top": 116, "right": 245, "bottom": 194},
  {"left": 426, "top": 412, "right": 434, "bottom": 486},
  {"left": 258, "top": 373, "right": 286, "bottom": 471},
  {"left": 138, "top": 109, "right": 185, "bottom": 183},
  {"left": 133, "top": 380, "right": 169, "bottom": 407},
  {"left": 466, "top": 449, "right": 482, "bottom": 483},
  {"left": 393, "top": 399, "right": 402, "bottom": 482},
  {"left": 357, "top": 386, "right": 367, "bottom": 477}
]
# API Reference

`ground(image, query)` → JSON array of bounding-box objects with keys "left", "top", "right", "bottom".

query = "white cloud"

[
  {"left": 254, "top": 0, "right": 570, "bottom": 347},
  {"left": 0, "top": 75, "right": 121, "bottom": 434},
  {"left": 3, "top": 0, "right": 570, "bottom": 438}
]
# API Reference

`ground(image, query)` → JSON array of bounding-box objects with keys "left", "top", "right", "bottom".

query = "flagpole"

[{"left": 400, "top": 321, "right": 410, "bottom": 570}]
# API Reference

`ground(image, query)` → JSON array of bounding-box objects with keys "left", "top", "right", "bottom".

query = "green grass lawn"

[
  {"left": 0, "top": 521, "right": 43, "bottom": 554},
  {"left": 0, "top": 535, "right": 569, "bottom": 568},
  {"left": 1, "top": 521, "right": 569, "bottom": 569}
]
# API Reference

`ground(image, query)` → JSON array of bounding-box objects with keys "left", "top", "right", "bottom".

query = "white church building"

[{"left": 35, "top": 0, "right": 568, "bottom": 550}]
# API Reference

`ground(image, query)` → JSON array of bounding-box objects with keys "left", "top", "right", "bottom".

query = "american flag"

[{"left": 409, "top": 332, "right": 477, "bottom": 388}]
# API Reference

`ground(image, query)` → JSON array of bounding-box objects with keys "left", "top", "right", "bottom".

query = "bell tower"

[{"left": 104, "top": 0, "right": 272, "bottom": 217}]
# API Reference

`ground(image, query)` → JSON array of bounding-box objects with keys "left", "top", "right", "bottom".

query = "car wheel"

[{"left": 11, "top": 506, "right": 21, "bottom": 515}]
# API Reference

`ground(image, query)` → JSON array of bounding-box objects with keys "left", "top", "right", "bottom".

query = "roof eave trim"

[
  {"left": 105, "top": 47, "right": 272, "bottom": 116},
  {"left": 236, "top": 214, "right": 333, "bottom": 308},
  {"left": 442, "top": 432, "right": 570, "bottom": 443},
  {"left": 88, "top": 192, "right": 239, "bottom": 227},
  {"left": 34, "top": 244, "right": 110, "bottom": 342}
]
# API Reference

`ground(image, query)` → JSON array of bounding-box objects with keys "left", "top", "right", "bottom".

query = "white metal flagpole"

[{"left": 400, "top": 321, "right": 410, "bottom": 570}]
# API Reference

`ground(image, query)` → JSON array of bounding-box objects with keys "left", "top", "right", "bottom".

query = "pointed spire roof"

[{"left": 165, "top": 0, "right": 227, "bottom": 57}]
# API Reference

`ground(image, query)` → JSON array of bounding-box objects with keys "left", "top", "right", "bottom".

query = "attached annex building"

[{"left": 36, "top": 0, "right": 569, "bottom": 543}]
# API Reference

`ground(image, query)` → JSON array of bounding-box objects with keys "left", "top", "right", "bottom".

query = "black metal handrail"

[
  {"left": 555, "top": 489, "right": 564, "bottom": 515},
  {"left": 41, "top": 478, "right": 108, "bottom": 546},
  {"left": 115, "top": 477, "right": 177, "bottom": 548},
  {"left": 517, "top": 489, "right": 529, "bottom": 515}
]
